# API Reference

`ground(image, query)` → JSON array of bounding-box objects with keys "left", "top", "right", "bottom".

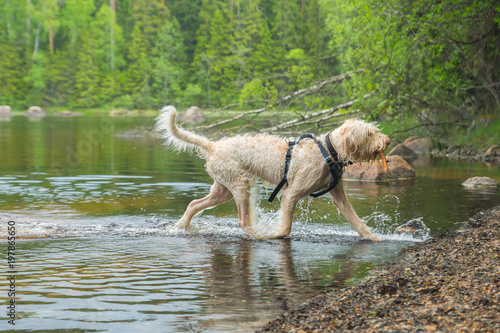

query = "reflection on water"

[
  {"left": 0, "top": 116, "right": 499, "bottom": 332},
  {"left": 6, "top": 221, "right": 418, "bottom": 333}
]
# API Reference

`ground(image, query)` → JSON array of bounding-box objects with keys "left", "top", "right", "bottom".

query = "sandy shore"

[{"left": 259, "top": 206, "right": 500, "bottom": 332}]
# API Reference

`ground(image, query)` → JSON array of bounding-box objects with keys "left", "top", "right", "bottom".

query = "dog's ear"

[{"left": 340, "top": 136, "right": 357, "bottom": 157}]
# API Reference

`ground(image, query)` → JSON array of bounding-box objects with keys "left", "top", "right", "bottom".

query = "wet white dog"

[{"left": 156, "top": 106, "right": 391, "bottom": 240}]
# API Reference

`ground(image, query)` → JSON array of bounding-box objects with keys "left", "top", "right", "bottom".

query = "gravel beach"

[{"left": 259, "top": 206, "right": 500, "bottom": 332}]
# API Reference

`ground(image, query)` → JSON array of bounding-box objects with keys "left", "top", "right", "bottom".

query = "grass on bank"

[{"left": 378, "top": 113, "right": 500, "bottom": 150}]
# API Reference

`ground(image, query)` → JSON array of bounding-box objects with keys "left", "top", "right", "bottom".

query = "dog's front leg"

[
  {"left": 329, "top": 181, "right": 384, "bottom": 241},
  {"left": 274, "top": 190, "right": 301, "bottom": 238}
]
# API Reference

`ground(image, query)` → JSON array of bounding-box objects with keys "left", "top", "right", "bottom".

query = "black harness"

[{"left": 268, "top": 133, "right": 352, "bottom": 202}]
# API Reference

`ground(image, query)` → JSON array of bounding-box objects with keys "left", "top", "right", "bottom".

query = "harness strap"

[
  {"left": 267, "top": 141, "right": 294, "bottom": 202},
  {"left": 310, "top": 134, "right": 353, "bottom": 197},
  {"left": 325, "top": 133, "right": 339, "bottom": 161},
  {"left": 268, "top": 134, "right": 314, "bottom": 202},
  {"left": 268, "top": 132, "right": 353, "bottom": 202},
  {"left": 309, "top": 140, "right": 343, "bottom": 198},
  {"left": 297, "top": 134, "right": 315, "bottom": 142}
]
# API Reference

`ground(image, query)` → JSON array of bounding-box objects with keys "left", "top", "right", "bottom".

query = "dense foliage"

[
  {"left": 1, "top": 0, "right": 499, "bottom": 131},
  {"left": 323, "top": 0, "right": 500, "bottom": 127},
  {"left": 0, "top": 0, "right": 336, "bottom": 110}
]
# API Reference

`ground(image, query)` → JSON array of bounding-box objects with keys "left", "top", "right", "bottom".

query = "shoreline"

[{"left": 259, "top": 206, "right": 500, "bottom": 332}]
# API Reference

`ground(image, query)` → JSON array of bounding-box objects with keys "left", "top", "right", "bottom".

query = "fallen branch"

[
  {"left": 260, "top": 96, "right": 369, "bottom": 133},
  {"left": 194, "top": 70, "right": 364, "bottom": 131},
  {"left": 211, "top": 100, "right": 256, "bottom": 112},
  {"left": 194, "top": 108, "right": 266, "bottom": 130},
  {"left": 277, "top": 69, "right": 364, "bottom": 106},
  {"left": 291, "top": 110, "right": 364, "bottom": 128}
]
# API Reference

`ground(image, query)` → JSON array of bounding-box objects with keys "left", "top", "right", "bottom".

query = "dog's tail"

[{"left": 155, "top": 106, "right": 212, "bottom": 156}]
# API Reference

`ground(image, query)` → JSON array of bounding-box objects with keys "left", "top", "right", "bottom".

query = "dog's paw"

[
  {"left": 174, "top": 221, "right": 190, "bottom": 229},
  {"left": 251, "top": 231, "right": 288, "bottom": 240},
  {"left": 368, "top": 235, "right": 385, "bottom": 242}
]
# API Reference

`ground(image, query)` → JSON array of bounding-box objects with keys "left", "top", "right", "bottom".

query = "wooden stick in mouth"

[{"left": 379, "top": 150, "right": 389, "bottom": 171}]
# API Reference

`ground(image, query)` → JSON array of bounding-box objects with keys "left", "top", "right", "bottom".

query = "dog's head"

[{"left": 329, "top": 119, "right": 391, "bottom": 163}]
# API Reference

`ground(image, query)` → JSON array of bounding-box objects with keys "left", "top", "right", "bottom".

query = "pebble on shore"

[{"left": 260, "top": 206, "right": 500, "bottom": 332}]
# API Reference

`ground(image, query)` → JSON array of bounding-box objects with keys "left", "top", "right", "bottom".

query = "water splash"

[
  {"left": 364, "top": 194, "right": 430, "bottom": 241},
  {"left": 1, "top": 177, "right": 429, "bottom": 243},
  {"left": 2, "top": 210, "right": 423, "bottom": 243}
]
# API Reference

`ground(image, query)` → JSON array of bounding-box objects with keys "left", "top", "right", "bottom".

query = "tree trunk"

[
  {"left": 49, "top": 17, "right": 54, "bottom": 54},
  {"left": 33, "top": 27, "right": 40, "bottom": 56},
  {"left": 110, "top": 0, "right": 115, "bottom": 71},
  {"left": 230, "top": 0, "right": 233, "bottom": 23}
]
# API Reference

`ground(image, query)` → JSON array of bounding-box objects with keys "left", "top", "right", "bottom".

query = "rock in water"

[
  {"left": 344, "top": 155, "right": 415, "bottom": 181},
  {"left": 462, "top": 176, "right": 498, "bottom": 188},
  {"left": 387, "top": 143, "right": 418, "bottom": 160},
  {"left": 403, "top": 136, "right": 433, "bottom": 154},
  {"left": 0, "top": 105, "right": 12, "bottom": 117},
  {"left": 482, "top": 145, "right": 500, "bottom": 161},
  {"left": 25, "top": 106, "right": 45, "bottom": 117},
  {"left": 395, "top": 219, "right": 426, "bottom": 234},
  {"left": 177, "top": 106, "right": 205, "bottom": 124}
]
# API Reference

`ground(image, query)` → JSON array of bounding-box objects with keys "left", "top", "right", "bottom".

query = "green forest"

[{"left": 1, "top": 0, "right": 499, "bottom": 138}]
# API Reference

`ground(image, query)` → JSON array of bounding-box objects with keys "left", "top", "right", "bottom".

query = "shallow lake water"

[{"left": 0, "top": 116, "right": 499, "bottom": 332}]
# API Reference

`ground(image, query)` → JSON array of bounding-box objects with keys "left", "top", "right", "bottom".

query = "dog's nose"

[{"left": 386, "top": 138, "right": 391, "bottom": 145}]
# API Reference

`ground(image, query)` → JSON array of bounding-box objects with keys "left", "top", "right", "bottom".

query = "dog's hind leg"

[
  {"left": 231, "top": 179, "right": 258, "bottom": 235},
  {"left": 329, "top": 180, "right": 383, "bottom": 241},
  {"left": 175, "top": 181, "right": 233, "bottom": 229}
]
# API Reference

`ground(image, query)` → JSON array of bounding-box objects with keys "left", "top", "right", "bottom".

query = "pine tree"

[
  {"left": 191, "top": 0, "right": 234, "bottom": 106},
  {"left": 124, "top": 0, "right": 169, "bottom": 109},
  {"left": 72, "top": 3, "right": 124, "bottom": 108},
  {"left": 0, "top": 41, "right": 25, "bottom": 106},
  {"left": 74, "top": 29, "right": 99, "bottom": 108},
  {"left": 151, "top": 20, "right": 186, "bottom": 107},
  {"left": 168, "top": 0, "right": 202, "bottom": 66},
  {"left": 271, "top": 0, "right": 301, "bottom": 54},
  {"left": 0, "top": 0, "right": 338, "bottom": 110}
]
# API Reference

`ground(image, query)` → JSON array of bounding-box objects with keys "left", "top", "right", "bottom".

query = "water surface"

[{"left": 0, "top": 116, "right": 499, "bottom": 332}]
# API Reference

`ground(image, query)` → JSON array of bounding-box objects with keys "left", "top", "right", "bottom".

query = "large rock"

[
  {"left": 395, "top": 219, "right": 427, "bottom": 234},
  {"left": 57, "top": 110, "right": 82, "bottom": 117},
  {"left": 387, "top": 143, "right": 418, "bottom": 160},
  {"left": 177, "top": 106, "right": 205, "bottom": 124},
  {"left": 481, "top": 145, "right": 500, "bottom": 161},
  {"left": 462, "top": 177, "right": 498, "bottom": 188},
  {"left": 403, "top": 137, "right": 433, "bottom": 154},
  {"left": 25, "top": 106, "right": 45, "bottom": 117},
  {"left": 110, "top": 109, "right": 131, "bottom": 117},
  {"left": 344, "top": 155, "right": 416, "bottom": 182},
  {"left": 0, "top": 105, "right": 12, "bottom": 116}
]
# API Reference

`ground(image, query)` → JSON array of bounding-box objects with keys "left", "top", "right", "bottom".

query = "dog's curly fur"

[{"left": 156, "top": 105, "right": 391, "bottom": 240}]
